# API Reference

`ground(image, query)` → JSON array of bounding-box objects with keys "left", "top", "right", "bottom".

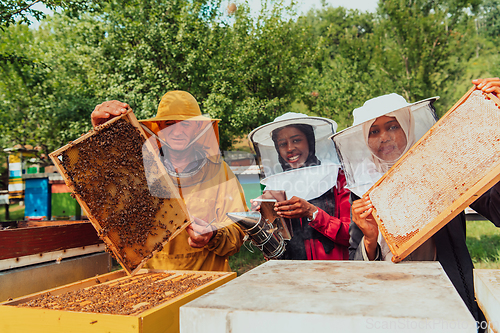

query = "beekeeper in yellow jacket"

[{"left": 91, "top": 91, "right": 247, "bottom": 271}]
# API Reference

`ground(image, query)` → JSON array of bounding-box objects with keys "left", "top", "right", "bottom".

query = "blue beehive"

[{"left": 24, "top": 177, "right": 50, "bottom": 220}]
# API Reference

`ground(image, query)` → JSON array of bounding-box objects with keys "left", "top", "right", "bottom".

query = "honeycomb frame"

[{"left": 49, "top": 111, "right": 192, "bottom": 275}]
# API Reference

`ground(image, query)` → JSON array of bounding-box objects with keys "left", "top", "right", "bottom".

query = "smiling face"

[
  {"left": 275, "top": 126, "right": 310, "bottom": 169},
  {"left": 367, "top": 115, "right": 408, "bottom": 161},
  {"left": 157, "top": 120, "right": 200, "bottom": 151}
]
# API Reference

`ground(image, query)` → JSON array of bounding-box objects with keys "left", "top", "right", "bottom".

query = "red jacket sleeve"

[{"left": 309, "top": 171, "right": 351, "bottom": 247}]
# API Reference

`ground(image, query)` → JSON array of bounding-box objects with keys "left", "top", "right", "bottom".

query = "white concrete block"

[{"left": 181, "top": 261, "right": 476, "bottom": 333}]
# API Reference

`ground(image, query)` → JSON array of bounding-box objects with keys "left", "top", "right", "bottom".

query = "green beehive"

[{"left": 50, "top": 180, "right": 81, "bottom": 220}]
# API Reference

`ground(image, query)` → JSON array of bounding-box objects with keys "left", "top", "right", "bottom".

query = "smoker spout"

[
  {"left": 227, "top": 211, "right": 285, "bottom": 259},
  {"left": 226, "top": 211, "right": 262, "bottom": 231}
]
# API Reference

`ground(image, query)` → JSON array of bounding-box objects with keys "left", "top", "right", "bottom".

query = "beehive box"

[
  {"left": 474, "top": 269, "right": 500, "bottom": 332},
  {"left": 367, "top": 87, "right": 500, "bottom": 262},
  {"left": 49, "top": 111, "right": 191, "bottom": 274},
  {"left": 181, "top": 261, "right": 476, "bottom": 333},
  {"left": 51, "top": 178, "right": 82, "bottom": 220},
  {"left": 0, "top": 221, "right": 102, "bottom": 270},
  {"left": 0, "top": 269, "right": 236, "bottom": 333}
]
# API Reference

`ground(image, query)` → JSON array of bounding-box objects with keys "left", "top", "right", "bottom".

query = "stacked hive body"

[
  {"left": 0, "top": 269, "right": 236, "bottom": 333},
  {"left": 49, "top": 111, "right": 191, "bottom": 274},
  {"left": 367, "top": 88, "right": 500, "bottom": 262}
]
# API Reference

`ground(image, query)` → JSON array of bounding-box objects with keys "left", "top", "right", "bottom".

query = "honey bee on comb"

[
  {"left": 19, "top": 271, "right": 216, "bottom": 316},
  {"left": 49, "top": 111, "right": 192, "bottom": 275}
]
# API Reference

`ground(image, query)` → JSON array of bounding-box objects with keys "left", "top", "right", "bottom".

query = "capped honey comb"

[
  {"left": 49, "top": 111, "right": 191, "bottom": 275},
  {"left": 367, "top": 88, "right": 500, "bottom": 262}
]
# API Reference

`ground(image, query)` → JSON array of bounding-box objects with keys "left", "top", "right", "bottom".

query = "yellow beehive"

[
  {"left": 49, "top": 111, "right": 191, "bottom": 274},
  {"left": 367, "top": 87, "right": 500, "bottom": 262},
  {"left": 0, "top": 269, "right": 236, "bottom": 333}
]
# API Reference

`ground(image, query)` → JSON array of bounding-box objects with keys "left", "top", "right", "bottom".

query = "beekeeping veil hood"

[
  {"left": 249, "top": 112, "right": 340, "bottom": 201},
  {"left": 139, "top": 90, "right": 223, "bottom": 196},
  {"left": 331, "top": 93, "right": 439, "bottom": 198}
]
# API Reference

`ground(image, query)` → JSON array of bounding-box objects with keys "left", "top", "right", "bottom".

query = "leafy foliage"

[
  {"left": 203, "top": 1, "right": 317, "bottom": 147},
  {"left": 0, "top": 19, "right": 97, "bottom": 163},
  {"left": 477, "top": 0, "right": 500, "bottom": 38},
  {"left": 373, "top": 0, "right": 475, "bottom": 104},
  {"left": 0, "top": 0, "right": 500, "bottom": 155},
  {"left": 298, "top": 7, "right": 382, "bottom": 129},
  {"left": 0, "top": 0, "right": 102, "bottom": 28}
]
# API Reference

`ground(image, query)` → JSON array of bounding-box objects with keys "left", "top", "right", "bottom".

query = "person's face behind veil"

[
  {"left": 275, "top": 126, "right": 310, "bottom": 169},
  {"left": 157, "top": 120, "right": 201, "bottom": 152},
  {"left": 367, "top": 115, "right": 408, "bottom": 163}
]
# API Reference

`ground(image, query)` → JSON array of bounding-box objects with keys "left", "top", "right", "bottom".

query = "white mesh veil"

[
  {"left": 332, "top": 96, "right": 439, "bottom": 198},
  {"left": 249, "top": 113, "right": 341, "bottom": 201},
  {"left": 140, "top": 119, "right": 246, "bottom": 232}
]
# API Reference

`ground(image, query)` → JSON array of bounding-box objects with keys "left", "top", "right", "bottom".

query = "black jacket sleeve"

[{"left": 469, "top": 181, "right": 500, "bottom": 227}]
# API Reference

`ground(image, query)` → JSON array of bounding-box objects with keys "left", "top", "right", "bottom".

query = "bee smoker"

[{"left": 226, "top": 211, "right": 286, "bottom": 259}]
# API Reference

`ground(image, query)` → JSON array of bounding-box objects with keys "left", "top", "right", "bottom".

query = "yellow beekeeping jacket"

[{"left": 144, "top": 159, "right": 247, "bottom": 272}]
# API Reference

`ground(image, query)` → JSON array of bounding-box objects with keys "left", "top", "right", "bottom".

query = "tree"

[
  {"left": 297, "top": 6, "right": 383, "bottom": 129},
  {"left": 67, "top": 0, "right": 317, "bottom": 150},
  {"left": 2, "top": 0, "right": 496, "bottom": 157},
  {"left": 436, "top": 0, "right": 500, "bottom": 111},
  {"left": 203, "top": 1, "right": 319, "bottom": 148},
  {"left": 74, "top": 0, "right": 228, "bottom": 119},
  {"left": 477, "top": 0, "right": 500, "bottom": 38},
  {"left": 0, "top": 0, "right": 104, "bottom": 69},
  {"left": 0, "top": 0, "right": 102, "bottom": 28},
  {"left": 0, "top": 18, "right": 99, "bottom": 163},
  {"left": 373, "top": 0, "right": 479, "bottom": 108}
]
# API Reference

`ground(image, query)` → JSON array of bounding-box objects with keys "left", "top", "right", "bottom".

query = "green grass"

[
  {"left": 466, "top": 219, "right": 500, "bottom": 269},
  {"left": 229, "top": 243, "right": 266, "bottom": 276},
  {"left": 0, "top": 204, "right": 25, "bottom": 221}
]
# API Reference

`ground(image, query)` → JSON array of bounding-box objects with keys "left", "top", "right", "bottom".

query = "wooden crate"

[
  {"left": 0, "top": 269, "right": 236, "bottom": 333},
  {"left": 367, "top": 87, "right": 500, "bottom": 262},
  {"left": 49, "top": 111, "right": 191, "bottom": 274}
]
